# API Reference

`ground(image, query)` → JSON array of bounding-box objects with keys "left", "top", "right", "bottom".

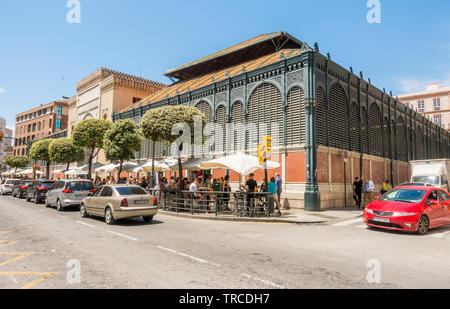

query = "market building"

[{"left": 113, "top": 31, "right": 450, "bottom": 210}]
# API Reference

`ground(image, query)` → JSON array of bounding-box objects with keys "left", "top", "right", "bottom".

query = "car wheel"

[
  {"left": 143, "top": 216, "right": 153, "bottom": 222},
  {"left": 56, "top": 199, "right": 63, "bottom": 212},
  {"left": 417, "top": 215, "right": 429, "bottom": 235},
  {"left": 105, "top": 207, "right": 116, "bottom": 225},
  {"left": 33, "top": 194, "right": 39, "bottom": 204},
  {"left": 80, "top": 203, "right": 89, "bottom": 218}
]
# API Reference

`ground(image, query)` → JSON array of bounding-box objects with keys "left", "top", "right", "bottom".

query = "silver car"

[
  {"left": 0, "top": 179, "right": 22, "bottom": 195},
  {"left": 45, "top": 179, "right": 95, "bottom": 211}
]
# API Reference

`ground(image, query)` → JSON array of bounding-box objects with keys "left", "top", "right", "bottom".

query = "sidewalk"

[{"left": 159, "top": 207, "right": 364, "bottom": 224}]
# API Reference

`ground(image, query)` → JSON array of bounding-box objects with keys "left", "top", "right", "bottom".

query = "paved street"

[{"left": 0, "top": 194, "right": 449, "bottom": 289}]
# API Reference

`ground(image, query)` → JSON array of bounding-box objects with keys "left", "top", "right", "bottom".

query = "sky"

[{"left": 0, "top": 0, "right": 449, "bottom": 134}]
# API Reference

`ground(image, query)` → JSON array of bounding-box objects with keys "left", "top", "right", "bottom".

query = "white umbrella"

[
  {"left": 52, "top": 169, "right": 64, "bottom": 175},
  {"left": 200, "top": 153, "right": 280, "bottom": 176},
  {"left": 95, "top": 163, "right": 115, "bottom": 173},
  {"left": 133, "top": 160, "right": 172, "bottom": 173},
  {"left": 18, "top": 169, "right": 34, "bottom": 175},
  {"left": 97, "top": 162, "right": 138, "bottom": 173},
  {"left": 171, "top": 157, "right": 213, "bottom": 171},
  {"left": 35, "top": 170, "right": 44, "bottom": 175},
  {"left": 64, "top": 169, "right": 88, "bottom": 176},
  {"left": 78, "top": 163, "right": 104, "bottom": 171}
]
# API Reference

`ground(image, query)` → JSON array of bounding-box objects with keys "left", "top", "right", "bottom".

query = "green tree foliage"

[
  {"left": 72, "top": 118, "right": 112, "bottom": 178},
  {"left": 5, "top": 156, "right": 30, "bottom": 171},
  {"left": 29, "top": 139, "right": 53, "bottom": 179},
  {"left": 103, "top": 119, "right": 142, "bottom": 178},
  {"left": 141, "top": 105, "right": 206, "bottom": 190},
  {"left": 49, "top": 138, "right": 85, "bottom": 171}
]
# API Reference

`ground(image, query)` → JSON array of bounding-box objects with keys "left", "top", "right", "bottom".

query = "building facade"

[
  {"left": 13, "top": 99, "right": 69, "bottom": 157},
  {"left": 398, "top": 82, "right": 450, "bottom": 131},
  {"left": 0, "top": 117, "right": 13, "bottom": 166},
  {"left": 113, "top": 31, "right": 450, "bottom": 210}
]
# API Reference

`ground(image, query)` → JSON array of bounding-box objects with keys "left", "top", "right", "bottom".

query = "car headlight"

[
  {"left": 391, "top": 212, "right": 417, "bottom": 217},
  {"left": 365, "top": 209, "right": 374, "bottom": 214}
]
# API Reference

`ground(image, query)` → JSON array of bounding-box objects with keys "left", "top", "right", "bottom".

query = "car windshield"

[
  {"left": 115, "top": 187, "right": 148, "bottom": 196},
  {"left": 412, "top": 176, "right": 439, "bottom": 185},
  {"left": 8, "top": 180, "right": 22, "bottom": 185},
  {"left": 66, "top": 181, "right": 94, "bottom": 191},
  {"left": 379, "top": 188, "right": 427, "bottom": 203},
  {"left": 40, "top": 182, "right": 55, "bottom": 188}
]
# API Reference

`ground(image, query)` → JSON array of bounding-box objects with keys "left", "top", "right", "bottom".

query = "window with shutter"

[
  {"left": 350, "top": 102, "right": 359, "bottom": 152},
  {"left": 391, "top": 120, "right": 397, "bottom": 160},
  {"left": 328, "top": 83, "right": 349, "bottom": 150},
  {"left": 316, "top": 87, "right": 327, "bottom": 146},
  {"left": 231, "top": 102, "right": 245, "bottom": 153},
  {"left": 216, "top": 105, "right": 226, "bottom": 154},
  {"left": 396, "top": 116, "right": 407, "bottom": 161},
  {"left": 247, "top": 83, "right": 283, "bottom": 151},
  {"left": 361, "top": 106, "right": 369, "bottom": 154},
  {"left": 195, "top": 101, "right": 213, "bottom": 155},
  {"left": 286, "top": 86, "right": 305, "bottom": 146},
  {"left": 369, "top": 103, "right": 383, "bottom": 157},
  {"left": 384, "top": 117, "right": 390, "bottom": 158}
]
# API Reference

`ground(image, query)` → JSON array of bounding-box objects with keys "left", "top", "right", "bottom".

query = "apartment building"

[
  {"left": 13, "top": 99, "right": 69, "bottom": 156},
  {"left": 399, "top": 82, "right": 450, "bottom": 131}
]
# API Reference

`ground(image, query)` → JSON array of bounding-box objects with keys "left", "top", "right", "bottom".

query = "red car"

[{"left": 363, "top": 186, "right": 450, "bottom": 235}]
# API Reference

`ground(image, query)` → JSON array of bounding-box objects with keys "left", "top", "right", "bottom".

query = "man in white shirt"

[{"left": 364, "top": 178, "right": 375, "bottom": 207}]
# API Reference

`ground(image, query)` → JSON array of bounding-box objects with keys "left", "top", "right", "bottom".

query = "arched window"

[
  {"left": 369, "top": 103, "right": 383, "bottom": 157},
  {"left": 231, "top": 102, "right": 244, "bottom": 153},
  {"left": 391, "top": 120, "right": 397, "bottom": 160},
  {"left": 316, "top": 86, "right": 327, "bottom": 146},
  {"left": 397, "top": 116, "right": 407, "bottom": 161},
  {"left": 361, "top": 106, "right": 369, "bottom": 154},
  {"left": 215, "top": 105, "right": 226, "bottom": 154},
  {"left": 247, "top": 83, "right": 283, "bottom": 150},
  {"left": 350, "top": 102, "right": 359, "bottom": 152},
  {"left": 195, "top": 101, "right": 213, "bottom": 123},
  {"left": 286, "top": 86, "right": 305, "bottom": 146},
  {"left": 328, "top": 83, "right": 349, "bottom": 150},
  {"left": 384, "top": 117, "right": 390, "bottom": 158}
]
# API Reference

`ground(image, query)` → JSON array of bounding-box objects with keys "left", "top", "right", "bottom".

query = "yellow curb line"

[
  {"left": 0, "top": 240, "right": 19, "bottom": 248},
  {"left": 0, "top": 272, "right": 59, "bottom": 289}
]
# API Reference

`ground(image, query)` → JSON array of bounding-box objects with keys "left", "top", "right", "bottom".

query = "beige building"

[
  {"left": 399, "top": 82, "right": 450, "bottom": 131},
  {"left": 68, "top": 68, "right": 167, "bottom": 164}
]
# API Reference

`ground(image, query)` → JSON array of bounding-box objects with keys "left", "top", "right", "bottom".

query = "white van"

[{"left": 409, "top": 160, "right": 450, "bottom": 191}]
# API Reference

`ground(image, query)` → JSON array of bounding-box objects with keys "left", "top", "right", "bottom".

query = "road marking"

[
  {"left": 0, "top": 272, "right": 59, "bottom": 289},
  {"left": 56, "top": 215, "right": 68, "bottom": 219},
  {"left": 241, "top": 273, "right": 285, "bottom": 289},
  {"left": 157, "top": 245, "right": 221, "bottom": 267},
  {"left": 429, "top": 231, "right": 450, "bottom": 238},
  {"left": 0, "top": 240, "right": 19, "bottom": 248},
  {"left": 76, "top": 221, "right": 95, "bottom": 228},
  {"left": 107, "top": 231, "right": 138, "bottom": 241},
  {"left": 0, "top": 252, "right": 34, "bottom": 267},
  {"left": 333, "top": 218, "right": 363, "bottom": 226},
  {"left": 0, "top": 232, "right": 9, "bottom": 235},
  {"left": 356, "top": 224, "right": 367, "bottom": 229}
]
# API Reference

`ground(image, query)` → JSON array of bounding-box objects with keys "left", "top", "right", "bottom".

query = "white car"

[{"left": 0, "top": 179, "right": 22, "bottom": 195}]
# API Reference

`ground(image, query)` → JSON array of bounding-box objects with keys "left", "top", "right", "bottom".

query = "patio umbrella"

[
  {"left": 200, "top": 153, "right": 280, "bottom": 176},
  {"left": 64, "top": 169, "right": 88, "bottom": 176},
  {"left": 97, "top": 162, "right": 138, "bottom": 173},
  {"left": 171, "top": 157, "right": 213, "bottom": 171},
  {"left": 95, "top": 163, "right": 115, "bottom": 173},
  {"left": 134, "top": 160, "right": 173, "bottom": 173},
  {"left": 18, "top": 169, "right": 34, "bottom": 175},
  {"left": 52, "top": 169, "right": 64, "bottom": 175}
]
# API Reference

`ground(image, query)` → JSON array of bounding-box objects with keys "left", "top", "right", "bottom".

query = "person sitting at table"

[{"left": 189, "top": 177, "right": 203, "bottom": 200}]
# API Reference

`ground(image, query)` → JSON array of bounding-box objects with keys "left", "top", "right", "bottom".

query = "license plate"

[
  {"left": 134, "top": 200, "right": 149, "bottom": 205},
  {"left": 373, "top": 217, "right": 390, "bottom": 223},
  {"left": 74, "top": 194, "right": 84, "bottom": 198}
]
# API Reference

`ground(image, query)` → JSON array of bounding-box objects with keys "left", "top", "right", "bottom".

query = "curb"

[{"left": 159, "top": 210, "right": 327, "bottom": 224}]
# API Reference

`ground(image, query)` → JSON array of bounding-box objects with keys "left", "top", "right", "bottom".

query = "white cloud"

[
  {"left": 0, "top": 87, "right": 5, "bottom": 94},
  {"left": 394, "top": 72, "right": 450, "bottom": 94}
]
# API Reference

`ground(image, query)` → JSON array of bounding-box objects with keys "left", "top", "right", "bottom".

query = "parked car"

[
  {"left": 25, "top": 180, "right": 55, "bottom": 204},
  {"left": 80, "top": 185, "right": 158, "bottom": 225},
  {"left": 45, "top": 179, "right": 95, "bottom": 211},
  {"left": 0, "top": 179, "right": 22, "bottom": 195},
  {"left": 12, "top": 180, "right": 37, "bottom": 198},
  {"left": 363, "top": 186, "right": 450, "bottom": 235}
]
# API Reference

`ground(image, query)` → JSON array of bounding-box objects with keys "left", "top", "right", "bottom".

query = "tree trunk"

[
  {"left": 66, "top": 162, "right": 70, "bottom": 172},
  {"left": 178, "top": 156, "right": 183, "bottom": 192},
  {"left": 88, "top": 147, "right": 94, "bottom": 180},
  {"left": 46, "top": 161, "right": 50, "bottom": 180},
  {"left": 118, "top": 160, "right": 123, "bottom": 183},
  {"left": 151, "top": 141, "right": 155, "bottom": 188}
]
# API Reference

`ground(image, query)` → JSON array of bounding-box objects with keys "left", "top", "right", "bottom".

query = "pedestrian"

[
  {"left": 353, "top": 177, "right": 363, "bottom": 209},
  {"left": 275, "top": 173, "right": 282, "bottom": 205},
  {"left": 139, "top": 176, "right": 148, "bottom": 189},
  {"left": 245, "top": 173, "right": 258, "bottom": 214},
  {"left": 268, "top": 177, "right": 282, "bottom": 216},
  {"left": 381, "top": 180, "right": 391, "bottom": 195},
  {"left": 223, "top": 175, "right": 231, "bottom": 211},
  {"left": 364, "top": 178, "right": 375, "bottom": 208}
]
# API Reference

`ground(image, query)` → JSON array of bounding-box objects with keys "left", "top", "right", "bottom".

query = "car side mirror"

[{"left": 426, "top": 200, "right": 439, "bottom": 206}]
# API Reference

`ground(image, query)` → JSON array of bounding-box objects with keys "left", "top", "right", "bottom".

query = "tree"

[
  {"left": 29, "top": 139, "right": 53, "bottom": 179},
  {"left": 5, "top": 156, "right": 29, "bottom": 172},
  {"left": 103, "top": 119, "right": 142, "bottom": 180},
  {"left": 49, "top": 138, "right": 85, "bottom": 172},
  {"left": 72, "top": 119, "right": 112, "bottom": 179},
  {"left": 141, "top": 105, "right": 206, "bottom": 191}
]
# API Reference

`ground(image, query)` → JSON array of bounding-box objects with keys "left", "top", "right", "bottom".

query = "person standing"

[
  {"left": 353, "top": 177, "right": 363, "bottom": 209},
  {"left": 268, "top": 177, "right": 282, "bottom": 216},
  {"left": 381, "top": 180, "right": 391, "bottom": 195},
  {"left": 364, "top": 178, "right": 375, "bottom": 207},
  {"left": 275, "top": 173, "right": 282, "bottom": 205},
  {"left": 245, "top": 173, "right": 258, "bottom": 214}
]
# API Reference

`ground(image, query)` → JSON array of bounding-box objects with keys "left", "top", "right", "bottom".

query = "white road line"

[
  {"left": 241, "top": 273, "right": 285, "bottom": 289},
  {"left": 107, "top": 231, "right": 138, "bottom": 241},
  {"left": 356, "top": 224, "right": 367, "bottom": 229},
  {"left": 76, "top": 220, "right": 95, "bottom": 228},
  {"left": 333, "top": 218, "right": 363, "bottom": 226},
  {"left": 56, "top": 215, "right": 68, "bottom": 219},
  {"left": 157, "top": 245, "right": 221, "bottom": 267}
]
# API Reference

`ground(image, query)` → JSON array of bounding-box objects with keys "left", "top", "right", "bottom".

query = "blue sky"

[{"left": 0, "top": 0, "right": 449, "bottom": 132}]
